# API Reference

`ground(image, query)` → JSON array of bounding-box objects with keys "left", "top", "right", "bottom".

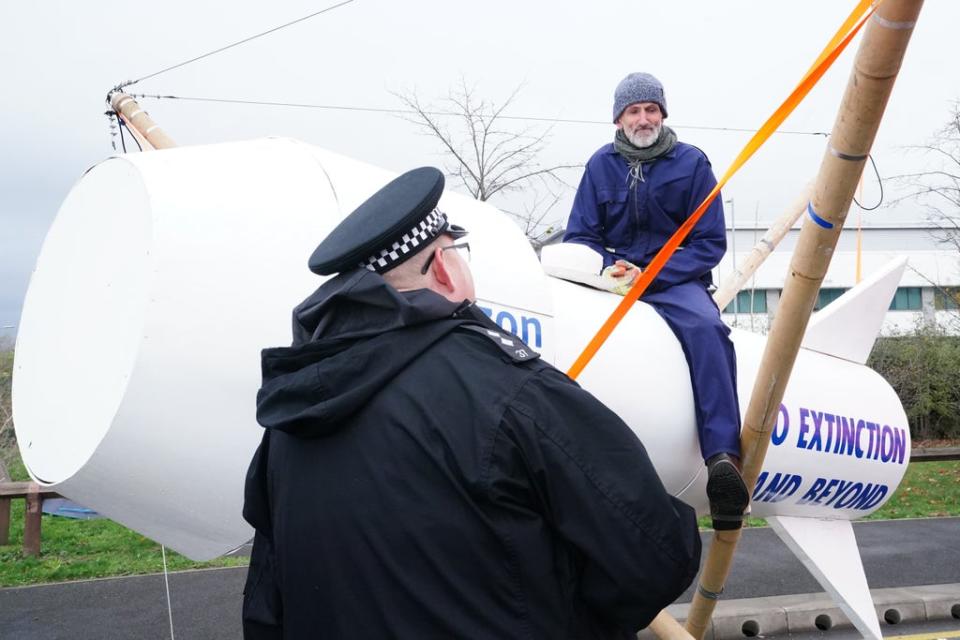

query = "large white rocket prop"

[{"left": 14, "top": 139, "right": 910, "bottom": 636}]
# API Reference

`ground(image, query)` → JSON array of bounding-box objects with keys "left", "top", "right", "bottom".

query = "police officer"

[{"left": 242, "top": 167, "right": 701, "bottom": 639}]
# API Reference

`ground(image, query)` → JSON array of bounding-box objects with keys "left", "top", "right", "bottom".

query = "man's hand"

[
  {"left": 601, "top": 259, "right": 642, "bottom": 295},
  {"left": 607, "top": 259, "right": 641, "bottom": 279}
]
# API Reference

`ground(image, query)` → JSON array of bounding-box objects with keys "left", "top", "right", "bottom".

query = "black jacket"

[{"left": 242, "top": 269, "right": 700, "bottom": 639}]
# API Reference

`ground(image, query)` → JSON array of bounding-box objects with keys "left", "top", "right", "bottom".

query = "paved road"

[
  {"left": 1, "top": 518, "right": 958, "bottom": 640},
  {"left": 679, "top": 516, "right": 960, "bottom": 601},
  {"left": 0, "top": 568, "right": 246, "bottom": 640}
]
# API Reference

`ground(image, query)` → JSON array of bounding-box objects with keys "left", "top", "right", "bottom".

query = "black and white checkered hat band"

[{"left": 360, "top": 208, "right": 447, "bottom": 273}]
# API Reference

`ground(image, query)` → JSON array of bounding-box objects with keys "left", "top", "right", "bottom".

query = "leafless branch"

[
  {"left": 393, "top": 81, "right": 582, "bottom": 241},
  {"left": 885, "top": 101, "right": 960, "bottom": 251}
]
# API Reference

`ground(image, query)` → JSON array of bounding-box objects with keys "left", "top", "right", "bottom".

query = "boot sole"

[{"left": 707, "top": 460, "right": 750, "bottom": 530}]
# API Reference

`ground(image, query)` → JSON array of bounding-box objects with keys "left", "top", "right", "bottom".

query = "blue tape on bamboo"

[{"left": 807, "top": 202, "right": 835, "bottom": 229}]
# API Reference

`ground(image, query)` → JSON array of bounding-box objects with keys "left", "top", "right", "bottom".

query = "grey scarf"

[{"left": 614, "top": 126, "right": 678, "bottom": 186}]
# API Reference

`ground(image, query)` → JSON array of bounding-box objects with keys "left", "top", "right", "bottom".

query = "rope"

[
  {"left": 161, "top": 545, "right": 176, "bottom": 639},
  {"left": 566, "top": 0, "right": 879, "bottom": 380},
  {"left": 118, "top": 0, "right": 356, "bottom": 88},
  {"left": 128, "top": 93, "right": 831, "bottom": 136}
]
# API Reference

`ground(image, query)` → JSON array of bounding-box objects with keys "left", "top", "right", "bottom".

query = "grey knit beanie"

[{"left": 612, "top": 72, "right": 668, "bottom": 122}]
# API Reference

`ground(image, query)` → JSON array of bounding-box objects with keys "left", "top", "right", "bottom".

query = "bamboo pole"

[
  {"left": 684, "top": 2, "right": 924, "bottom": 638},
  {"left": 712, "top": 184, "right": 812, "bottom": 311},
  {"left": 109, "top": 91, "right": 177, "bottom": 150},
  {"left": 648, "top": 610, "right": 696, "bottom": 640},
  {"left": 683, "top": 529, "right": 740, "bottom": 640}
]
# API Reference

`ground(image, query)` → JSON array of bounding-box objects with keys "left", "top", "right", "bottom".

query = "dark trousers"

[{"left": 643, "top": 280, "right": 742, "bottom": 461}]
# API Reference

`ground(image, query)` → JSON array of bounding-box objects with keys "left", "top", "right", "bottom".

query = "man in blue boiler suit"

[{"left": 564, "top": 72, "right": 750, "bottom": 530}]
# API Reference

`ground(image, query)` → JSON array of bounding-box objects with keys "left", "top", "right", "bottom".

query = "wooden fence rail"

[{"left": 0, "top": 481, "right": 61, "bottom": 556}]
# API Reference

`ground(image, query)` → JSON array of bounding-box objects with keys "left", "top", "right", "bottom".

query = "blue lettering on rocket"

[
  {"left": 770, "top": 404, "right": 789, "bottom": 446},
  {"left": 797, "top": 407, "right": 811, "bottom": 449},
  {"left": 794, "top": 475, "right": 889, "bottom": 511},
  {"left": 495, "top": 311, "right": 517, "bottom": 335},
  {"left": 478, "top": 306, "right": 543, "bottom": 348},
  {"left": 752, "top": 471, "right": 802, "bottom": 503},
  {"left": 782, "top": 403, "right": 906, "bottom": 465},
  {"left": 521, "top": 316, "right": 543, "bottom": 349},
  {"left": 809, "top": 410, "right": 824, "bottom": 451},
  {"left": 798, "top": 477, "right": 826, "bottom": 504},
  {"left": 824, "top": 414, "right": 836, "bottom": 452}
]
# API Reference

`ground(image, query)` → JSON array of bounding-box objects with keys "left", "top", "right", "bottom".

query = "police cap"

[{"left": 308, "top": 167, "right": 468, "bottom": 275}]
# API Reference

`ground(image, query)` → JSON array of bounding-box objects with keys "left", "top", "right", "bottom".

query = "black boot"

[{"left": 706, "top": 453, "right": 750, "bottom": 531}]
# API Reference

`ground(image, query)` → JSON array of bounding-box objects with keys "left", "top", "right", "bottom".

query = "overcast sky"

[{"left": 2, "top": 0, "right": 957, "bottom": 335}]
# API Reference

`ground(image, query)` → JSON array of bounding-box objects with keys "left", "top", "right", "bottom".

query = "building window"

[
  {"left": 934, "top": 287, "right": 960, "bottom": 310},
  {"left": 723, "top": 289, "right": 767, "bottom": 314},
  {"left": 814, "top": 288, "right": 847, "bottom": 311},
  {"left": 889, "top": 287, "right": 922, "bottom": 311}
]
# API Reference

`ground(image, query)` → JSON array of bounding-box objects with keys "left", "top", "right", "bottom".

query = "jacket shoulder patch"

[{"left": 460, "top": 324, "right": 540, "bottom": 363}]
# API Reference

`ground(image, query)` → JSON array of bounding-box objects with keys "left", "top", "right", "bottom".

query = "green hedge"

[
  {"left": 0, "top": 345, "right": 13, "bottom": 469},
  {"left": 868, "top": 329, "right": 960, "bottom": 440}
]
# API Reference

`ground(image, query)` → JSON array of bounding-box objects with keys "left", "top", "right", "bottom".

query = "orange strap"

[{"left": 567, "top": 0, "right": 879, "bottom": 380}]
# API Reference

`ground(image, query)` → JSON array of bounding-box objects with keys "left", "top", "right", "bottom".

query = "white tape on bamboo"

[{"left": 109, "top": 92, "right": 177, "bottom": 150}]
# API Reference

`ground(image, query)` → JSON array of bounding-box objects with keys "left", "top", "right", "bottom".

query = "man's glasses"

[{"left": 420, "top": 242, "right": 471, "bottom": 274}]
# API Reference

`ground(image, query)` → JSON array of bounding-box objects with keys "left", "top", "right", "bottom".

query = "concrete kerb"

[
  {"left": 781, "top": 593, "right": 854, "bottom": 634},
  {"left": 912, "top": 583, "right": 960, "bottom": 621},
  {"left": 637, "top": 583, "right": 960, "bottom": 640}
]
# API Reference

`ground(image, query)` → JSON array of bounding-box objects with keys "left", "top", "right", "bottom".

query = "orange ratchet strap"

[{"left": 567, "top": 0, "right": 879, "bottom": 380}]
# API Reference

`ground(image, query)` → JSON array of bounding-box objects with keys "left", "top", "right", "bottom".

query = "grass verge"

[
  {"left": 864, "top": 458, "right": 960, "bottom": 520},
  {"left": 0, "top": 456, "right": 248, "bottom": 588}
]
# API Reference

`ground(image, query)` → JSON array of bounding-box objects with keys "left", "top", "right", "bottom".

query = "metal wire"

[
  {"left": 118, "top": 0, "right": 356, "bottom": 88},
  {"left": 853, "top": 153, "right": 884, "bottom": 211},
  {"left": 130, "top": 93, "right": 833, "bottom": 136}
]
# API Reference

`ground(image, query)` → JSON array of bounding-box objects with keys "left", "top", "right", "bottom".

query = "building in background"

[{"left": 717, "top": 221, "right": 960, "bottom": 334}]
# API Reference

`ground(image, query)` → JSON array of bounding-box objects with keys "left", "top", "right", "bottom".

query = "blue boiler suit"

[{"left": 564, "top": 142, "right": 740, "bottom": 461}]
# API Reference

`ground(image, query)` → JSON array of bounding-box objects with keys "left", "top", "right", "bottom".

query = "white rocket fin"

[
  {"left": 767, "top": 515, "right": 882, "bottom": 640},
  {"left": 801, "top": 257, "right": 908, "bottom": 364}
]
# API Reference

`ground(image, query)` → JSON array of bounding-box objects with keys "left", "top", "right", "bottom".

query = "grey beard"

[
  {"left": 625, "top": 123, "right": 661, "bottom": 148},
  {"left": 613, "top": 126, "right": 679, "bottom": 187}
]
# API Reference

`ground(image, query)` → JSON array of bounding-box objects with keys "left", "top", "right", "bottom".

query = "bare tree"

[
  {"left": 885, "top": 103, "right": 960, "bottom": 319},
  {"left": 393, "top": 80, "right": 580, "bottom": 244},
  {"left": 887, "top": 102, "right": 960, "bottom": 252}
]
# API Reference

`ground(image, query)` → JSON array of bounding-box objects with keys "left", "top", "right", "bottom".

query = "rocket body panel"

[
  {"left": 16, "top": 139, "right": 339, "bottom": 558},
  {"left": 671, "top": 330, "right": 910, "bottom": 519},
  {"left": 14, "top": 140, "right": 910, "bottom": 561},
  {"left": 541, "top": 281, "right": 909, "bottom": 521},
  {"left": 738, "top": 333, "right": 910, "bottom": 518},
  {"left": 548, "top": 278, "right": 702, "bottom": 495},
  {"left": 13, "top": 159, "right": 153, "bottom": 484}
]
